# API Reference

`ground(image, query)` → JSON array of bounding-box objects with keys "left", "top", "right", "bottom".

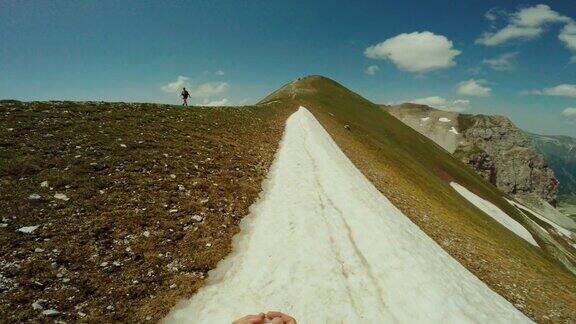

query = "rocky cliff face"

[
  {"left": 384, "top": 104, "right": 558, "bottom": 205},
  {"left": 458, "top": 115, "right": 558, "bottom": 205}
]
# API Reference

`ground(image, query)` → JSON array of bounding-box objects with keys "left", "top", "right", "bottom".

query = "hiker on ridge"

[{"left": 181, "top": 87, "right": 190, "bottom": 106}]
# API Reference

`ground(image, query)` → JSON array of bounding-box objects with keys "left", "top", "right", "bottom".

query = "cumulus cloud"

[
  {"left": 161, "top": 76, "right": 229, "bottom": 98},
  {"left": 203, "top": 98, "right": 229, "bottom": 106},
  {"left": 476, "top": 4, "right": 571, "bottom": 46},
  {"left": 457, "top": 79, "right": 492, "bottom": 97},
  {"left": 161, "top": 76, "right": 190, "bottom": 93},
  {"left": 523, "top": 84, "right": 576, "bottom": 97},
  {"left": 562, "top": 107, "right": 576, "bottom": 124},
  {"left": 365, "top": 31, "right": 461, "bottom": 73},
  {"left": 410, "top": 96, "right": 447, "bottom": 107},
  {"left": 215, "top": 70, "right": 225, "bottom": 76},
  {"left": 482, "top": 52, "right": 518, "bottom": 71},
  {"left": 559, "top": 23, "right": 576, "bottom": 62},
  {"left": 190, "top": 82, "right": 229, "bottom": 98},
  {"left": 364, "top": 65, "right": 380, "bottom": 75},
  {"left": 562, "top": 107, "right": 576, "bottom": 117},
  {"left": 409, "top": 96, "right": 470, "bottom": 112}
]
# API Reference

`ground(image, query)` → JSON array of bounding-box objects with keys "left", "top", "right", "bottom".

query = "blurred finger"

[
  {"left": 265, "top": 311, "right": 297, "bottom": 324},
  {"left": 233, "top": 313, "right": 265, "bottom": 324}
]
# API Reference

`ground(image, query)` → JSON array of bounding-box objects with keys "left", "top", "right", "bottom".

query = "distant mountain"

[
  {"left": 383, "top": 104, "right": 558, "bottom": 205},
  {"left": 526, "top": 132, "right": 576, "bottom": 196}
]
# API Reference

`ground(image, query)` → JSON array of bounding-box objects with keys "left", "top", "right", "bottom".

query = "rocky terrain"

[
  {"left": 0, "top": 100, "right": 293, "bottom": 322},
  {"left": 384, "top": 104, "right": 558, "bottom": 205}
]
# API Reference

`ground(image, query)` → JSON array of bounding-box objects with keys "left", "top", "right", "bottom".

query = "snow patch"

[
  {"left": 421, "top": 117, "right": 430, "bottom": 121},
  {"left": 449, "top": 126, "right": 459, "bottom": 134},
  {"left": 165, "top": 107, "right": 531, "bottom": 323},
  {"left": 451, "top": 183, "right": 538, "bottom": 246},
  {"left": 439, "top": 117, "right": 451, "bottom": 122}
]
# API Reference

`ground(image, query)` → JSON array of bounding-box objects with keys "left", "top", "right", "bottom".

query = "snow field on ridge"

[{"left": 164, "top": 107, "right": 532, "bottom": 323}]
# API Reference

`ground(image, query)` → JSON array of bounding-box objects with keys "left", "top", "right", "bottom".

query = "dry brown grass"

[{"left": 0, "top": 100, "right": 294, "bottom": 322}]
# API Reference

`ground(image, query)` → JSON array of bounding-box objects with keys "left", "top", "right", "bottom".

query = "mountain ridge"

[{"left": 2, "top": 75, "right": 575, "bottom": 322}]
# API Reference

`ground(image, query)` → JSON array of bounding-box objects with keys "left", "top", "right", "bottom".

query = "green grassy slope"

[{"left": 260, "top": 76, "right": 576, "bottom": 322}]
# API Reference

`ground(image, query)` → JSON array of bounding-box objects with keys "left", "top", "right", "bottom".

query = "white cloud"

[
  {"left": 161, "top": 76, "right": 229, "bottom": 98},
  {"left": 559, "top": 23, "right": 576, "bottom": 62},
  {"left": 524, "top": 84, "right": 576, "bottom": 97},
  {"left": 562, "top": 107, "right": 576, "bottom": 117},
  {"left": 410, "top": 96, "right": 447, "bottom": 107},
  {"left": 477, "top": 25, "right": 542, "bottom": 46},
  {"left": 476, "top": 4, "right": 571, "bottom": 46},
  {"left": 161, "top": 76, "right": 190, "bottom": 93},
  {"left": 485, "top": 8, "right": 500, "bottom": 22},
  {"left": 190, "top": 82, "right": 229, "bottom": 98},
  {"left": 365, "top": 31, "right": 461, "bottom": 73},
  {"left": 215, "top": 70, "right": 225, "bottom": 76},
  {"left": 457, "top": 79, "right": 492, "bottom": 97},
  {"left": 409, "top": 96, "right": 470, "bottom": 112},
  {"left": 512, "top": 4, "right": 571, "bottom": 27},
  {"left": 203, "top": 98, "right": 229, "bottom": 106},
  {"left": 365, "top": 65, "right": 380, "bottom": 75},
  {"left": 483, "top": 52, "right": 518, "bottom": 71}
]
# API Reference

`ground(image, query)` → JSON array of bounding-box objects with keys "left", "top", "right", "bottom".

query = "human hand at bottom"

[
  {"left": 232, "top": 313, "right": 265, "bottom": 324},
  {"left": 265, "top": 311, "right": 297, "bottom": 324},
  {"left": 232, "top": 311, "right": 296, "bottom": 324}
]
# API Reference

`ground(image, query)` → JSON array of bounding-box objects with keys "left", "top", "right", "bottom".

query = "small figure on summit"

[{"left": 181, "top": 87, "right": 190, "bottom": 106}]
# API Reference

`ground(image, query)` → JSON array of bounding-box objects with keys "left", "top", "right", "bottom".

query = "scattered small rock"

[
  {"left": 28, "top": 193, "right": 41, "bottom": 200},
  {"left": 17, "top": 225, "right": 40, "bottom": 234},
  {"left": 54, "top": 193, "right": 69, "bottom": 201},
  {"left": 32, "top": 300, "right": 44, "bottom": 310},
  {"left": 143, "top": 230, "right": 150, "bottom": 238},
  {"left": 42, "top": 309, "right": 60, "bottom": 316},
  {"left": 191, "top": 215, "right": 203, "bottom": 222},
  {"left": 40, "top": 181, "right": 49, "bottom": 188}
]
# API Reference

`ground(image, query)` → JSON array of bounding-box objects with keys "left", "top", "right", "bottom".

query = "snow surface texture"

[
  {"left": 450, "top": 183, "right": 538, "bottom": 247},
  {"left": 164, "top": 107, "right": 532, "bottom": 324}
]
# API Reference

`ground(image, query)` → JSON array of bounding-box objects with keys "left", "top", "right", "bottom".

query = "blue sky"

[{"left": 1, "top": 1, "right": 575, "bottom": 136}]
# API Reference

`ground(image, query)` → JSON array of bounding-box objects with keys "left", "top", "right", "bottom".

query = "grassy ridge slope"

[{"left": 260, "top": 76, "right": 576, "bottom": 322}]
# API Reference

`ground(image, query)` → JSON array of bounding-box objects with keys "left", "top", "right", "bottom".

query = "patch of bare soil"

[{"left": 0, "top": 100, "right": 294, "bottom": 322}]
